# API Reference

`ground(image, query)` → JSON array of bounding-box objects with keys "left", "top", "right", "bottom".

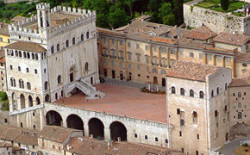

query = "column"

[
  {"left": 104, "top": 127, "right": 111, "bottom": 141},
  {"left": 84, "top": 123, "right": 89, "bottom": 137},
  {"left": 222, "top": 56, "right": 225, "bottom": 68},
  {"left": 212, "top": 54, "right": 216, "bottom": 66}
]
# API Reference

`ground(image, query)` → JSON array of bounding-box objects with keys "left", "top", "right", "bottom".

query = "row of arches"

[
  {"left": 171, "top": 86, "right": 204, "bottom": 99},
  {"left": 11, "top": 93, "right": 41, "bottom": 110},
  {"left": 46, "top": 111, "right": 127, "bottom": 141},
  {"left": 7, "top": 49, "right": 46, "bottom": 60}
]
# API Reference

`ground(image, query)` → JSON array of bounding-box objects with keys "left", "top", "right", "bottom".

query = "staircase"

[{"left": 74, "top": 80, "right": 105, "bottom": 99}]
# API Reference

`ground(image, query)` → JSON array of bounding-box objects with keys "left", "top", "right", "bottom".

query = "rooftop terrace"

[{"left": 55, "top": 83, "right": 167, "bottom": 123}]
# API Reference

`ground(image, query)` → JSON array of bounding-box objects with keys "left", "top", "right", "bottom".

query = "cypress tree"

[{"left": 221, "top": 0, "right": 229, "bottom": 11}]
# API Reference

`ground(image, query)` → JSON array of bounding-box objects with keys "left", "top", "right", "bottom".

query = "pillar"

[
  {"left": 212, "top": 54, "right": 216, "bottom": 66},
  {"left": 84, "top": 123, "right": 89, "bottom": 137},
  {"left": 104, "top": 127, "right": 111, "bottom": 141},
  {"left": 222, "top": 56, "right": 225, "bottom": 68}
]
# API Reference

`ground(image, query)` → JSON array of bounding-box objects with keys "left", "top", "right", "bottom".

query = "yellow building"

[{"left": 0, "top": 22, "right": 10, "bottom": 50}]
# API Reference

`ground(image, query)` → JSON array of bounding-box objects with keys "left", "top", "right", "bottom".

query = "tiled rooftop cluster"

[{"left": 166, "top": 61, "right": 220, "bottom": 81}]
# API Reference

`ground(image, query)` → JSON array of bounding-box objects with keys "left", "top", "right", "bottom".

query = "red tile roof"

[
  {"left": 214, "top": 32, "right": 250, "bottom": 46},
  {"left": 6, "top": 41, "right": 46, "bottom": 53},
  {"left": 235, "top": 52, "right": 250, "bottom": 62},
  {"left": 166, "top": 61, "right": 220, "bottom": 81}
]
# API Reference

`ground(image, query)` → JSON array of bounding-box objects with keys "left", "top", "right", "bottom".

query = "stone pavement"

[{"left": 217, "top": 137, "right": 250, "bottom": 155}]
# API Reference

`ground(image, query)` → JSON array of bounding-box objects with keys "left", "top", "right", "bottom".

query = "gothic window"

[
  {"left": 171, "top": 86, "right": 176, "bottom": 94},
  {"left": 57, "top": 75, "right": 62, "bottom": 84},
  {"left": 10, "top": 78, "right": 16, "bottom": 87},
  {"left": 44, "top": 81, "right": 48, "bottom": 90},
  {"left": 57, "top": 44, "right": 60, "bottom": 51},
  {"left": 27, "top": 82, "right": 31, "bottom": 90},
  {"left": 199, "top": 91, "right": 204, "bottom": 99},
  {"left": 190, "top": 89, "right": 194, "bottom": 97},
  {"left": 86, "top": 31, "right": 89, "bottom": 39},
  {"left": 66, "top": 40, "right": 69, "bottom": 47},
  {"left": 72, "top": 37, "right": 75, "bottom": 45},
  {"left": 81, "top": 34, "right": 84, "bottom": 41},
  {"left": 180, "top": 88, "right": 185, "bottom": 96},
  {"left": 19, "top": 79, "right": 24, "bottom": 88}
]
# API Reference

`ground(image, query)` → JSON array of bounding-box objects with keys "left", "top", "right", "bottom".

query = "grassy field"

[{"left": 196, "top": 0, "right": 245, "bottom": 13}]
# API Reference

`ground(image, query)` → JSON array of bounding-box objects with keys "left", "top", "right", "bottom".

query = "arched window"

[
  {"left": 225, "top": 83, "right": 228, "bottom": 90},
  {"left": 171, "top": 86, "right": 176, "bottom": 94},
  {"left": 86, "top": 31, "right": 89, "bottom": 39},
  {"left": 23, "top": 52, "right": 26, "bottom": 58},
  {"left": 238, "top": 112, "right": 242, "bottom": 119},
  {"left": 51, "top": 46, "right": 54, "bottom": 54},
  {"left": 28, "top": 96, "right": 33, "bottom": 107},
  {"left": 211, "top": 90, "right": 214, "bottom": 98},
  {"left": 19, "top": 51, "right": 22, "bottom": 57},
  {"left": 190, "top": 89, "right": 194, "bottom": 97},
  {"left": 57, "top": 75, "right": 61, "bottom": 84},
  {"left": 36, "top": 97, "right": 40, "bottom": 105},
  {"left": 15, "top": 50, "right": 18, "bottom": 57},
  {"left": 155, "top": 137, "right": 158, "bottom": 142},
  {"left": 85, "top": 62, "right": 89, "bottom": 72},
  {"left": 55, "top": 93, "right": 58, "bottom": 100},
  {"left": 180, "top": 88, "right": 185, "bottom": 96},
  {"left": 57, "top": 44, "right": 60, "bottom": 51},
  {"left": 81, "top": 34, "right": 84, "bottom": 41},
  {"left": 217, "top": 87, "right": 219, "bottom": 95},
  {"left": 27, "top": 82, "right": 31, "bottom": 90},
  {"left": 35, "top": 54, "right": 38, "bottom": 60},
  {"left": 199, "top": 91, "right": 204, "bottom": 99},
  {"left": 72, "top": 37, "right": 75, "bottom": 45},
  {"left": 18, "top": 66, "right": 21, "bottom": 71},
  {"left": 19, "top": 79, "right": 24, "bottom": 88},
  {"left": 27, "top": 52, "right": 30, "bottom": 58},
  {"left": 10, "top": 78, "right": 16, "bottom": 87},
  {"left": 66, "top": 40, "right": 69, "bottom": 47},
  {"left": 44, "top": 81, "right": 48, "bottom": 90},
  {"left": 32, "top": 53, "right": 34, "bottom": 59},
  {"left": 61, "top": 90, "right": 64, "bottom": 97}
]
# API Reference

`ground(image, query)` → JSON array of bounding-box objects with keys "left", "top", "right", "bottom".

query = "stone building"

[
  {"left": 0, "top": 22, "right": 10, "bottom": 50},
  {"left": 166, "top": 61, "right": 232, "bottom": 155},
  {"left": 0, "top": 50, "right": 6, "bottom": 92},
  {"left": 184, "top": 0, "right": 250, "bottom": 35},
  {"left": 97, "top": 17, "right": 250, "bottom": 86},
  {"left": 4, "top": 3, "right": 99, "bottom": 130}
]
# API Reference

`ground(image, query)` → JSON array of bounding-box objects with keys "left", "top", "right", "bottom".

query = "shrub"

[
  {"left": 1, "top": 101, "right": 9, "bottom": 111},
  {"left": 0, "top": 92, "right": 7, "bottom": 100},
  {"left": 243, "top": 143, "right": 249, "bottom": 147}
]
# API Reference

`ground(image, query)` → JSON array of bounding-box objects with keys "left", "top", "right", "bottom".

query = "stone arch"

[
  {"left": 28, "top": 95, "right": 33, "bottom": 107},
  {"left": 88, "top": 118, "right": 104, "bottom": 140},
  {"left": 66, "top": 114, "right": 84, "bottom": 131},
  {"left": 110, "top": 121, "right": 127, "bottom": 141},
  {"left": 46, "top": 110, "right": 63, "bottom": 126},
  {"left": 20, "top": 94, "right": 25, "bottom": 109}
]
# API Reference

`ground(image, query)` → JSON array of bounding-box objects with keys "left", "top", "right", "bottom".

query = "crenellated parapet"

[
  {"left": 49, "top": 7, "right": 96, "bottom": 37},
  {"left": 36, "top": 3, "right": 50, "bottom": 10}
]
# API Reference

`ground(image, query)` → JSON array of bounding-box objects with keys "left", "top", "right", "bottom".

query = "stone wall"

[
  {"left": 44, "top": 103, "right": 169, "bottom": 148},
  {"left": 184, "top": 0, "right": 250, "bottom": 35}
]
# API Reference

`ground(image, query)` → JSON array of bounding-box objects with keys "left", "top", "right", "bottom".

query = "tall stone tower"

[{"left": 36, "top": 3, "right": 51, "bottom": 30}]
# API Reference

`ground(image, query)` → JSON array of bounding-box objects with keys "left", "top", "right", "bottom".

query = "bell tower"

[{"left": 36, "top": 3, "right": 51, "bottom": 29}]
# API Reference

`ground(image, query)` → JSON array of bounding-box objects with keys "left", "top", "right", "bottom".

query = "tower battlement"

[{"left": 36, "top": 3, "right": 50, "bottom": 10}]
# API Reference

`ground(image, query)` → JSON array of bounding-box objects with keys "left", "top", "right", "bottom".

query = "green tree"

[
  {"left": 108, "top": 5, "right": 130, "bottom": 28},
  {"left": 1, "top": 101, "right": 9, "bottom": 111},
  {"left": 173, "top": 0, "right": 184, "bottom": 25},
  {"left": 158, "top": 2, "right": 174, "bottom": 25},
  {"left": 221, "top": 0, "right": 229, "bottom": 11}
]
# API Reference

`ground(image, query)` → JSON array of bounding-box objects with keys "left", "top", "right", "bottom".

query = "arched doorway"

[
  {"left": 66, "top": 114, "right": 84, "bottom": 131},
  {"left": 153, "top": 76, "right": 158, "bottom": 84},
  {"left": 162, "top": 78, "right": 166, "bottom": 87},
  {"left": 88, "top": 118, "right": 104, "bottom": 140},
  {"left": 69, "top": 67, "right": 75, "bottom": 82},
  {"left": 36, "top": 97, "right": 40, "bottom": 105},
  {"left": 46, "top": 110, "right": 62, "bottom": 126},
  {"left": 110, "top": 121, "right": 127, "bottom": 141},
  {"left": 20, "top": 94, "right": 25, "bottom": 109}
]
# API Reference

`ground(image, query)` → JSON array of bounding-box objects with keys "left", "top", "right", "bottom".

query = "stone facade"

[
  {"left": 184, "top": 0, "right": 250, "bottom": 35},
  {"left": 166, "top": 61, "right": 232, "bottom": 155},
  {"left": 4, "top": 3, "right": 99, "bottom": 130}
]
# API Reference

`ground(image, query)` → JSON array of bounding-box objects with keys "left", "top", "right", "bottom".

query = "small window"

[
  {"left": 211, "top": 90, "right": 214, "bottom": 97},
  {"left": 66, "top": 40, "right": 69, "bottom": 47},
  {"left": 165, "top": 139, "right": 168, "bottom": 143},
  {"left": 81, "top": 34, "right": 84, "bottom": 41},
  {"left": 190, "top": 52, "right": 194, "bottom": 58},
  {"left": 72, "top": 37, "right": 75, "bottom": 45},
  {"left": 134, "top": 133, "right": 137, "bottom": 138},
  {"left": 145, "top": 135, "right": 148, "bottom": 140},
  {"left": 215, "top": 110, "right": 218, "bottom": 117},
  {"left": 57, "top": 44, "right": 60, "bottom": 51},
  {"left": 179, "top": 131, "right": 182, "bottom": 137},
  {"left": 199, "top": 91, "right": 204, "bottom": 99},
  {"left": 34, "top": 69, "right": 37, "bottom": 74},
  {"left": 155, "top": 137, "right": 158, "bottom": 142},
  {"left": 51, "top": 46, "right": 54, "bottom": 54},
  {"left": 190, "top": 89, "right": 194, "bottom": 97},
  {"left": 197, "top": 134, "right": 199, "bottom": 140},
  {"left": 26, "top": 68, "right": 29, "bottom": 73},
  {"left": 171, "top": 86, "right": 176, "bottom": 94},
  {"left": 177, "top": 108, "right": 180, "bottom": 115},
  {"left": 217, "top": 87, "right": 219, "bottom": 94},
  {"left": 180, "top": 88, "right": 185, "bottom": 96}
]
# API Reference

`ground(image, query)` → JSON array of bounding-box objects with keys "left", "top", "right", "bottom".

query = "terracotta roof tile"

[
  {"left": 166, "top": 61, "right": 220, "bottom": 81},
  {"left": 235, "top": 52, "right": 250, "bottom": 62},
  {"left": 214, "top": 32, "right": 250, "bottom": 46},
  {"left": 38, "top": 126, "right": 81, "bottom": 143},
  {"left": 229, "top": 70, "right": 250, "bottom": 87},
  {"left": 5, "top": 41, "right": 46, "bottom": 53},
  {"left": 0, "top": 56, "right": 5, "bottom": 63}
]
